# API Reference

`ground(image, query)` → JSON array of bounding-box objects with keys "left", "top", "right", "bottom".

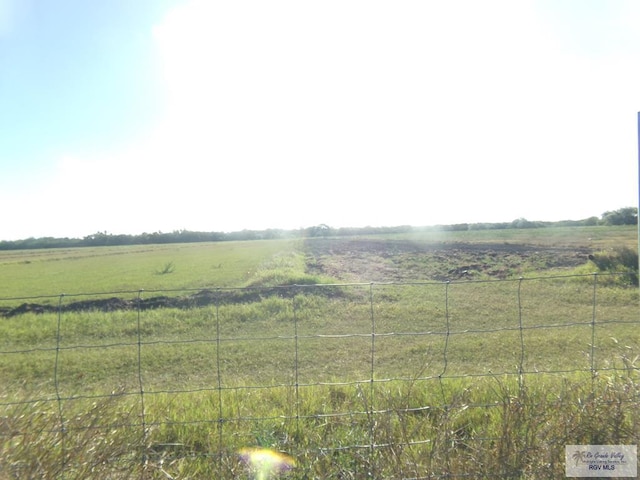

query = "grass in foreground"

[
  {"left": 1, "top": 277, "right": 638, "bottom": 392},
  {"left": 2, "top": 371, "right": 638, "bottom": 479},
  {"left": 0, "top": 276, "right": 638, "bottom": 478}
]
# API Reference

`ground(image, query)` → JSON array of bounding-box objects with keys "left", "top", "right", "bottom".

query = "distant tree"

[
  {"left": 444, "top": 223, "right": 469, "bottom": 231},
  {"left": 307, "top": 224, "right": 332, "bottom": 237},
  {"left": 600, "top": 207, "right": 638, "bottom": 226},
  {"left": 511, "top": 218, "right": 540, "bottom": 229}
]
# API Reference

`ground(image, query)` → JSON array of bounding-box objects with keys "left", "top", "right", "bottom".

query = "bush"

[{"left": 589, "top": 246, "right": 639, "bottom": 286}]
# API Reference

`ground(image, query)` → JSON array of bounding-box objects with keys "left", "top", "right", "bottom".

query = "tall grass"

[
  {"left": 2, "top": 371, "right": 638, "bottom": 479},
  {"left": 1, "top": 279, "right": 638, "bottom": 478}
]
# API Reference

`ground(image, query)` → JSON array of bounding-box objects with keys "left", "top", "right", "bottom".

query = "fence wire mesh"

[{"left": 1, "top": 272, "right": 638, "bottom": 479}]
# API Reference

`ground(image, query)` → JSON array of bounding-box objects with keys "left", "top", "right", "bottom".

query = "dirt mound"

[
  {"left": 0, "top": 285, "right": 347, "bottom": 318},
  {"left": 1, "top": 290, "right": 255, "bottom": 318}
]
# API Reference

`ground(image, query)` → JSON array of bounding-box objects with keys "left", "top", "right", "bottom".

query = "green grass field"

[
  {"left": 0, "top": 238, "right": 299, "bottom": 299},
  {"left": 0, "top": 226, "right": 638, "bottom": 479}
]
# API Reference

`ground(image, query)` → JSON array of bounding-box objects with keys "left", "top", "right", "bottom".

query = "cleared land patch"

[{"left": 304, "top": 237, "right": 593, "bottom": 282}]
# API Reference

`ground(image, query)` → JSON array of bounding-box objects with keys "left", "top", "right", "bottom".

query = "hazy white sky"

[{"left": 1, "top": 0, "right": 638, "bottom": 240}]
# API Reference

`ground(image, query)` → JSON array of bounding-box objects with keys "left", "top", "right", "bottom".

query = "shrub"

[{"left": 589, "top": 246, "right": 638, "bottom": 286}]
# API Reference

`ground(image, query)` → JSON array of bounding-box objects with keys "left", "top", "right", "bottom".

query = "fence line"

[{"left": 1, "top": 272, "right": 638, "bottom": 478}]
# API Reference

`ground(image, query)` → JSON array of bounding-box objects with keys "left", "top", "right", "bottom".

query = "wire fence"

[{"left": 1, "top": 272, "right": 639, "bottom": 478}]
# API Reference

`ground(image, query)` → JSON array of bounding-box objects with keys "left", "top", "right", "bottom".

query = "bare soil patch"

[{"left": 304, "top": 237, "right": 592, "bottom": 282}]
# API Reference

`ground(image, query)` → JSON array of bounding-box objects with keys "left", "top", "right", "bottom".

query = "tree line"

[{"left": 0, "top": 207, "right": 636, "bottom": 250}]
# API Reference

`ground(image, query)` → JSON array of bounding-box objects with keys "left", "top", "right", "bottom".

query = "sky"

[{"left": 1, "top": 0, "right": 639, "bottom": 240}]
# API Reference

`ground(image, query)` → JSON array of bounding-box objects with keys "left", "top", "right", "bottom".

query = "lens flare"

[{"left": 239, "top": 447, "right": 295, "bottom": 479}]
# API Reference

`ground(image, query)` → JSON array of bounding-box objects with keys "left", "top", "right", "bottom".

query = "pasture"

[{"left": 0, "top": 225, "right": 638, "bottom": 479}]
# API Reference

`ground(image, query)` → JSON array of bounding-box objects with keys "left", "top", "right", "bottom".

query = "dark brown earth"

[
  {"left": 0, "top": 287, "right": 308, "bottom": 318},
  {"left": 304, "top": 237, "right": 592, "bottom": 283},
  {"left": 1, "top": 238, "right": 592, "bottom": 317}
]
